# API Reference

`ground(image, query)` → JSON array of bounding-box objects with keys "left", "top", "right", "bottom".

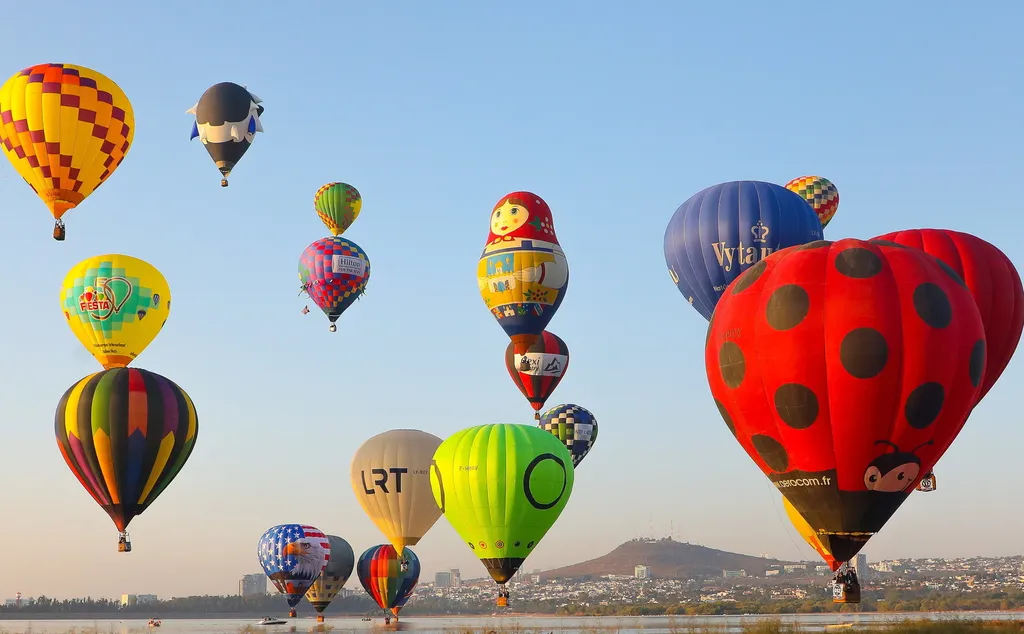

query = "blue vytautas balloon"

[{"left": 663, "top": 180, "right": 823, "bottom": 321}]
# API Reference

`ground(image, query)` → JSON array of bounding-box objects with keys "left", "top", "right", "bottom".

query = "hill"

[{"left": 538, "top": 537, "right": 798, "bottom": 580}]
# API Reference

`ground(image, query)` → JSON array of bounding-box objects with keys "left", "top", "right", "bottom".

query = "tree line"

[{"left": 1, "top": 587, "right": 1022, "bottom": 617}]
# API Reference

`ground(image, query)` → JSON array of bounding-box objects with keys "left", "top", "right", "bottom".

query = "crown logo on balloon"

[{"left": 751, "top": 221, "right": 770, "bottom": 244}]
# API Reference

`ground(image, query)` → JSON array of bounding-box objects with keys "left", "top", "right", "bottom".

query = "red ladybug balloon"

[
  {"left": 504, "top": 330, "right": 569, "bottom": 419},
  {"left": 705, "top": 238, "right": 985, "bottom": 563},
  {"left": 872, "top": 229, "right": 1023, "bottom": 405}
]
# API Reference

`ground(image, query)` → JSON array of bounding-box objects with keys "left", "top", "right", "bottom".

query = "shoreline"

[{"left": 0, "top": 609, "right": 1022, "bottom": 621}]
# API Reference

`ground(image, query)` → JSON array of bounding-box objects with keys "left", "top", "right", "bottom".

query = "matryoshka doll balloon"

[{"left": 477, "top": 192, "right": 569, "bottom": 354}]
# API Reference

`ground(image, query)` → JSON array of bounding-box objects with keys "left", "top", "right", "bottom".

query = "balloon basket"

[
  {"left": 289, "top": 609, "right": 297, "bottom": 618},
  {"left": 317, "top": 614, "right": 324, "bottom": 623},
  {"left": 220, "top": 178, "right": 228, "bottom": 187}
]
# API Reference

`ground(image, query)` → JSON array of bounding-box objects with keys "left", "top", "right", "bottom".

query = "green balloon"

[
  {"left": 314, "top": 182, "right": 362, "bottom": 236},
  {"left": 430, "top": 423, "right": 574, "bottom": 584}
]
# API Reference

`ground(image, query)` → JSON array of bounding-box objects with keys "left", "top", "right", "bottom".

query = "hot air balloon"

[
  {"left": 871, "top": 229, "right": 1024, "bottom": 491},
  {"left": 706, "top": 238, "right": 984, "bottom": 603},
  {"left": 60, "top": 254, "right": 171, "bottom": 369},
  {"left": 871, "top": 229, "right": 1023, "bottom": 406},
  {"left": 0, "top": 63, "right": 135, "bottom": 240},
  {"left": 315, "top": 182, "right": 362, "bottom": 237},
  {"left": 664, "top": 180, "right": 823, "bottom": 322},
  {"left": 430, "top": 423, "right": 574, "bottom": 606},
  {"left": 351, "top": 430, "right": 443, "bottom": 558},
  {"left": 782, "top": 495, "right": 838, "bottom": 571},
  {"left": 784, "top": 176, "right": 840, "bottom": 229},
  {"left": 478, "top": 192, "right": 569, "bottom": 355},
  {"left": 299, "top": 236, "right": 371, "bottom": 332},
  {"left": 539, "top": 404, "right": 598, "bottom": 468},
  {"left": 258, "top": 524, "right": 330, "bottom": 618},
  {"left": 187, "top": 82, "right": 264, "bottom": 187},
  {"left": 306, "top": 535, "right": 355, "bottom": 622},
  {"left": 54, "top": 368, "right": 198, "bottom": 552},
  {"left": 505, "top": 330, "right": 569, "bottom": 419},
  {"left": 357, "top": 544, "right": 421, "bottom": 621}
]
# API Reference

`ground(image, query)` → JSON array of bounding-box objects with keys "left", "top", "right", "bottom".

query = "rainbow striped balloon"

[
  {"left": 357, "top": 544, "right": 421, "bottom": 613},
  {"left": 54, "top": 368, "right": 199, "bottom": 540}
]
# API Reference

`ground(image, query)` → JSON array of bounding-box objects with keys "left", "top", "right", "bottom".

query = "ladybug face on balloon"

[{"left": 863, "top": 441, "right": 933, "bottom": 492}]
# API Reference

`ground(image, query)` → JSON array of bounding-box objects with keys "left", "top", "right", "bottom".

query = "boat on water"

[
  {"left": 147, "top": 618, "right": 162, "bottom": 627},
  {"left": 256, "top": 616, "right": 288, "bottom": 625}
]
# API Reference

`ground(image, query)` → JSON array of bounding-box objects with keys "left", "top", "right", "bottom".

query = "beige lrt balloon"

[{"left": 350, "top": 429, "right": 444, "bottom": 555}]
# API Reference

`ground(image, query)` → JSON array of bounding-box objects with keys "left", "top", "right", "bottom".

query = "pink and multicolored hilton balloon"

[{"left": 299, "top": 237, "right": 371, "bottom": 332}]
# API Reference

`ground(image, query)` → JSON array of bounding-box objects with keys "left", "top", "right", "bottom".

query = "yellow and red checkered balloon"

[
  {"left": 784, "top": 175, "right": 839, "bottom": 229},
  {"left": 0, "top": 63, "right": 135, "bottom": 236}
]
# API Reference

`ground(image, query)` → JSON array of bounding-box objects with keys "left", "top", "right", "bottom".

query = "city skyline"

[{"left": 0, "top": 2, "right": 1022, "bottom": 599}]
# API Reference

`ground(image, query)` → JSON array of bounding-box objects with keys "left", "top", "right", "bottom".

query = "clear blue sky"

[{"left": 0, "top": 2, "right": 1021, "bottom": 600}]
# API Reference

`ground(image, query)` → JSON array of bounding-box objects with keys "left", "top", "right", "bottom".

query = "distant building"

[
  {"left": 239, "top": 573, "right": 268, "bottom": 597},
  {"left": 634, "top": 565, "right": 652, "bottom": 579},
  {"left": 722, "top": 570, "right": 746, "bottom": 578},
  {"left": 449, "top": 569, "right": 461, "bottom": 588},
  {"left": 766, "top": 569, "right": 780, "bottom": 577},
  {"left": 120, "top": 594, "right": 158, "bottom": 607},
  {"left": 784, "top": 564, "right": 807, "bottom": 573},
  {"left": 435, "top": 571, "right": 452, "bottom": 588},
  {"left": 856, "top": 554, "right": 869, "bottom": 581}
]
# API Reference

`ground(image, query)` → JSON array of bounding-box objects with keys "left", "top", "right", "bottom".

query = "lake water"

[{"left": 0, "top": 613, "right": 1019, "bottom": 633}]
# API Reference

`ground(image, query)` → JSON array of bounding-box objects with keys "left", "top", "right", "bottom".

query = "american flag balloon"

[{"left": 258, "top": 524, "right": 331, "bottom": 608}]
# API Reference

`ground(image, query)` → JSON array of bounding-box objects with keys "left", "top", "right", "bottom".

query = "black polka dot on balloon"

[
  {"left": 732, "top": 260, "right": 767, "bottom": 294},
  {"left": 719, "top": 341, "right": 746, "bottom": 388},
  {"left": 969, "top": 339, "right": 985, "bottom": 387},
  {"left": 751, "top": 434, "right": 789, "bottom": 472},
  {"left": 765, "top": 285, "right": 810, "bottom": 331},
  {"left": 840, "top": 328, "right": 889, "bottom": 379},
  {"left": 914, "top": 282, "right": 952, "bottom": 328},
  {"left": 933, "top": 258, "right": 967, "bottom": 288},
  {"left": 904, "top": 382, "right": 945, "bottom": 429},
  {"left": 715, "top": 399, "right": 736, "bottom": 436},
  {"left": 834, "top": 247, "right": 883, "bottom": 279},
  {"left": 798, "top": 240, "right": 832, "bottom": 251},
  {"left": 774, "top": 383, "right": 819, "bottom": 429}
]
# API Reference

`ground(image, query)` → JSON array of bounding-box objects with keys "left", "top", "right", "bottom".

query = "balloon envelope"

[
  {"left": 356, "top": 544, "right": 421, "bottom": 612},
  {"left": 706, "top": 238, "right": 984, "bottom": 562},
  {"left": 872, "top": 229, "right": 1024, "bottom": 406},
  {"left": 784, "top": 176, "right": 840, "bottom": 229},
  {"left": 306, "top": 535, "right": 355, "bottom": 614},
  {"left": 430, "top": 423, "right": 574, "bottom": 584},
  {"left": 187, "top": 82, "right": 264, "bottom": 184},
  {"left": 478, "top": 192, "right": 569, "bottom": 354},
  {"left": 505, "top": 330, "right": 569, "bottom": 415},
  {"left": 299, "top": 236, "right": 371, "bottom": 325},
  {"left": 61, "top": 254, "right": 171, "bottom": 369},
  {"left": 539, "top": 404, "right": 598, "bottom": 467},
  {"left": 350, "top": 429, "right": 444, "bottom": 555},
  {"left": 258, "top": 524, "right": 330, "bottom": 608},
  {"left": 664, "top": 180, "right": 823, "bottom": 321},
  {"left": 54, "top": 368, "right": 198, "bottom": 535},
  {"left": 0, "top": 63, "right": 134, "bottom": 229},
  {"left": 315, "top": 182, "right": 362, "bottom": 236}
]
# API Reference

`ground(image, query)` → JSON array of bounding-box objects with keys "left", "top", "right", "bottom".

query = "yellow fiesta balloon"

[
  {"left": 782, "top": 495, "right": 838, "bottom": 571},
  {"left": 60, "top": 254, "right": 171, "bottom": 369},
  {"left": 0, "top": 63, "right": 135, "bottom": 239},
  {"left": 350, "top": 429, "right": 444, "bottom": 555}
]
